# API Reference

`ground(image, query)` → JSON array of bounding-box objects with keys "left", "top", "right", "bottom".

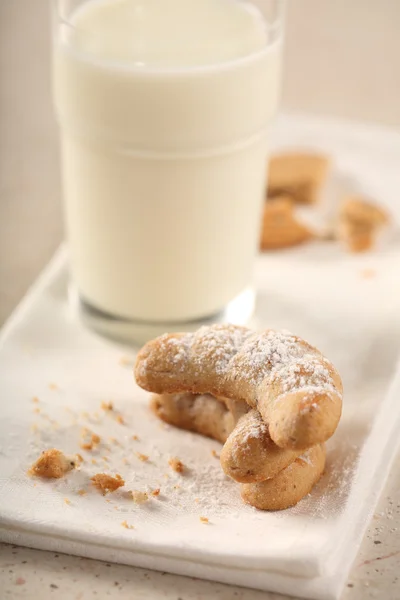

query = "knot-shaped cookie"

[
  {"left": 135, "top": 324, "right": 343, "bottom": 450},
  {"left": 150, "top": 392, "right": 326, "bottom": 510}
]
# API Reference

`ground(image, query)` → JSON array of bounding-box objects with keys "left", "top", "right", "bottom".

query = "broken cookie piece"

[
  {"left": 260, "top": 196, "right": 315, "bottom": 250},
  {"left": 268, "top": 152, "right": 330, "bottom": 205},
  {"left": 29, "top": 449, "right": 80, "bottom": 479},
  {"left": 336, "top": 196, "right": 390, "bottom": 253}
]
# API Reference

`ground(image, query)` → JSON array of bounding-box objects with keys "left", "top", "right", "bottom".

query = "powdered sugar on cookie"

[{"left": 135, "top": 324, "right": 343, "bottom": 450}]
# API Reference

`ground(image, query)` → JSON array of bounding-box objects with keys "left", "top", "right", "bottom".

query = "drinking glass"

[{"left": 52, "top": 0, "right": 284, "bottom": 343}]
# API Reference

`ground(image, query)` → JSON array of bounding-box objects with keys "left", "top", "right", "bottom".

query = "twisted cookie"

[
  {"left": 151, "top": 392, "right": 301, "bottom": 482},
  {"left": 221, "top": 409, "right": 301, "bottom": 483},
  {"left": 135, "top": 325, "right": 343, "bottom": 450},
  {"left": 241, "top": 444, "right": 326, "bottom": 510},
  {"left": 151, "top": 392, "right": 326, "bottom": 510},
  {"left": 150, "top": 393, "right": 245, "bottom": 444}
]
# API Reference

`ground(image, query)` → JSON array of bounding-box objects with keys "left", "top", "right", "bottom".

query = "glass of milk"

[{"left": 52, "top": 0, "right": 284, "bottom": 343}]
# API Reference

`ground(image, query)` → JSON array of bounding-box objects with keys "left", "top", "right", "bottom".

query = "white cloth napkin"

[{"left": 1, "top": 115, "right": 400, "bottom": 600}]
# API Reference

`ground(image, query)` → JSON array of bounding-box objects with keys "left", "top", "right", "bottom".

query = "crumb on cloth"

[
  {"left": 91, "top": 473, "right": 125, "bottom": 495},
  {"left": 28, "top": 449, "right": 79, "bottom": 479},
  {"left": 119, "top": 357, "right": 132, "bottom": 366},
  {"left": 169, "top": 457, "right": 185, "bottom": 473},
  {"left": 131, "top": 490, "right": 148, "bottom": 504},
  {"left": 80, "top": 428, "right": 101, "bottom": 451},
  {"left": 361, "top": 268, "right": 376, "bottom": 279},
  {"left": 200, "top": 516, "right": 209, "bottom": 524},
  {"left": 121, "top": 520, "right": 134, "bottom": 529},
  {"left": 136, "top": 452, "right": 149, "bottom": 462}
]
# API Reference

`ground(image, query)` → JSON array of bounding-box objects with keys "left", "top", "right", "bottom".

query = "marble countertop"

[{"left": 1, "top": 0, "right": 400, "bottom": 598}]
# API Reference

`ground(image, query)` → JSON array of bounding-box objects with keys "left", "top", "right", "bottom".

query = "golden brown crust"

[
  {"left": 267, "top": 152, "right": 330, "bottom": 205},
  {"left": 29, "top": 449, "right": 79, "bottom": 479},
  {"left": 135, "top": 325, "right": 343, "bottom": 450},
  {"left": 241, "top": 444, "right": 326, "bottom": 510},
  {"left": 260, "top": 196, "right": 314, "bottom": 251}
]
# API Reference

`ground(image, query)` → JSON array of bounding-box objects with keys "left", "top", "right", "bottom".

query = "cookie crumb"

[
  {"left": 32, "top": 397, "right": 39, "bottom": 403},
  {"left": 200, "top": 516, "right": 209, "bottom": 524},
  {"left": 116, "top": 415, "right": 125, "bottom": 425},
  {"left": 132, "top": 435, "right": 140, "bottom": 441},
  {"left": 260, "top": 196, "right": 314, "bottom": 250},
  {"left": 169, "top": 457, "right": 184, "bottom": 473},
  {"left": 103, "top": 456, "right": 110, "bottom": 463},
  {"left": 91, "top": 458, "right": 98, "bottom": 465},
  {"left": 91, "top": 473, "right": 125, "bottom": 495},
  {"left": 119, "top": 357, "right": 131, "bottom": 366},
  {"left": 29, "top": 449, "right": 79, "bottom": 479},
  {"left": 108, "top": 437, "right": 121, "bottom": 446},
  {"left": 80, "top": 428, "right": 101, "bottom": 451},
  {"left": 136, "top": 452, "right": 149, "bottom": 462},
  {"left": 77, "top": 489, "right": 87, "bottom": 496},
  {"left": 131, "top": 490, "right": 148, "bottom": 504},
  {"left": 361, "top": 268, "right": 376, "bottom": 279},
  {"left": 151, "top": 488, "right": 160, "bottom": 497},
  {"left": 64, "top": 498, "right": 71, "bottom": 505},
  {"left": 211, "top": 449, "right": 220, "bottom": 459},
  {"left": 49, "top": 383, "right": 58, "bottom": 390},
  {"left": 121, "top": 520, "right": 134, "bottom": 529},
  {"left": 33, "top": 407, "right": 41, "bottom": 414},
  {"left": 101, "top": 401, "right": 114, "bottom": 411}
]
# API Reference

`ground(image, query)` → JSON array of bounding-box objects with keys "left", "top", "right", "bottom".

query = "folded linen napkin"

[{"left": 0, "top": 240, "right": 400, "bottom": 600}]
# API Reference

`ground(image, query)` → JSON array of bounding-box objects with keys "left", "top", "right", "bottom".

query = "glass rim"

[{"left": 52, "top": 0, "right": 285, "bottom": 74}]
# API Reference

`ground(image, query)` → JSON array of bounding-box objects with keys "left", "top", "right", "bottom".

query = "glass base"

[{"left": 69, "top": 286, "right": 255, "bottom": 347}]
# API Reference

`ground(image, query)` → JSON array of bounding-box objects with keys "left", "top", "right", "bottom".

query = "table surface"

[{"left": 1, "top": 0, "right": 400, "bottom": 598}]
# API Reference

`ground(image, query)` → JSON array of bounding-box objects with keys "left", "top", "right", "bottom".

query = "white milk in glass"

[{"left": 53, "top": 0, "right": 281, "bottom": 325}]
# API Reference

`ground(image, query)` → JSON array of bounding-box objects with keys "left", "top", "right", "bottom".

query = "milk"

[{"left": 53, "top": 0, "right": 281, "bottom": 323}]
